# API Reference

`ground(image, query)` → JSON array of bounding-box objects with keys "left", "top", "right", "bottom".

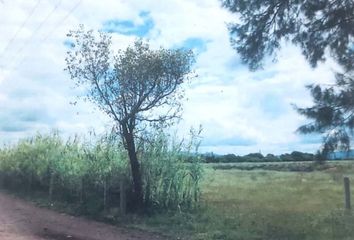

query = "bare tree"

[{"left": 65, "top": 26, "right": 195, "bottom": 209}]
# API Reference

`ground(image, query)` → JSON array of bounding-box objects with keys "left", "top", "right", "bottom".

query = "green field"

[
  {"left": 206, "top": 160, "right": 354, "bottom": 171},
  {"left": 137, "top": 164, "right": 354, "bottom": 240}
]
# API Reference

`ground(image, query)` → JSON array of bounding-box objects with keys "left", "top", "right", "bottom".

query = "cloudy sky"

[{"left": 0, "top": 0, "right": 340, "bottom": 155}]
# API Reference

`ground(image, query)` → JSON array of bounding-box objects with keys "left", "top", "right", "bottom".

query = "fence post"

[
  {"left": 120, "top": 178, "right": 126, "bottom": 214},
  {"left": 344, "top": 177, "right": 351, "bottom": 210},
  {"left": 0, "top": 173, "right": 3, "bottom": 188},
  {"left": 103, "top": 178, "right": 107, "bottom": 212},
  {"left": 48, "top": 172, "right": 54, "bottom": 202}
]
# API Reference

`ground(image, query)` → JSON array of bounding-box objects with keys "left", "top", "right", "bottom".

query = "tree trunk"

[{"left": 122, "top": 125, "right": 144, "bottom": 210}]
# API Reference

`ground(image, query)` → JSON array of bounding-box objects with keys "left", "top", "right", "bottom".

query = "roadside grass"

[
  {"left": 133, "top": 165, "right": 354, "bottom": 240},
  {"left": 3, "top": 162, "right": 354, "bottom": 240}
]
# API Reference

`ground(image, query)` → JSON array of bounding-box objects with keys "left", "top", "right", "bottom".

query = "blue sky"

[
  {"left": 102, "top": 11, "right": 154, "bottom": 37},
  {"left": 0, "top": 0, "right": 340, "bottom": 155}
]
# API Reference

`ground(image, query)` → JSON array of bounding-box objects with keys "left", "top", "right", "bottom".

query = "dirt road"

[{"left": 0, "top": 192, "right": 165, "bottom": 240}]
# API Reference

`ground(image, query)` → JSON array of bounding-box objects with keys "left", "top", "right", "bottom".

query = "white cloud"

[{"left": 0, "top": 0, "right": 338, "bottom": 154}]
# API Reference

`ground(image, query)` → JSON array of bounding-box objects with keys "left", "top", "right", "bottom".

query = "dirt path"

[{"left": 0, "top": 192, "right": 166, "bottom": 240}]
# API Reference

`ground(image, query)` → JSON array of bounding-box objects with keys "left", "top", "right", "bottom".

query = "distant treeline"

[{"left": 201, "top": 151, "right": 315, "bottom": 163}]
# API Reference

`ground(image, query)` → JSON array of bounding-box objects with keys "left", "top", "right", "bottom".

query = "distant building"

[{"left": 328, "top": 150, "right": 354, "bottom": 160}]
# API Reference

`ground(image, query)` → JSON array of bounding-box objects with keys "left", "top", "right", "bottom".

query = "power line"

[
  {"left": 4, "top": 0, "right": 82, "bottom": 75},
  {"left": 6, "top": 0, "right": 65, "bottom": 72},
  {"left": 42, "top": 0, "right": 82, "bottom": 41},
  {"left": 9, "top": 0, "right": 62, "bottom": 66},
  {"left": 0, "top": 0, "right": 41, "bottom": 59},
  {"left": 13, "top": 0, "right": 81, "bottom": 65}
]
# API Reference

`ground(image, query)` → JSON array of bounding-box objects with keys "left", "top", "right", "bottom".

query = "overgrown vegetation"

[
  {"left": 141, "top": 128, "right": 203, "bottom": 210},
  {"left": 0, "top": 129, "right": 202, "bottom": 216}
]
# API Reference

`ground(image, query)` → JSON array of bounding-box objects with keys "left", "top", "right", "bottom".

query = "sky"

[{"left": 0, "top": 0, "right": 340, "bottom": 155}]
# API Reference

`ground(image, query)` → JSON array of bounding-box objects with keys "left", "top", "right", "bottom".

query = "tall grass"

[
  {"left": 141, "top": 127, "right": 203, "bottom": 210},
  {"left": 0, "top": 131, "right": 128, "bottom": 215},
  {"left": 0, "top": 129, "right": 202, "bottom": 215}
]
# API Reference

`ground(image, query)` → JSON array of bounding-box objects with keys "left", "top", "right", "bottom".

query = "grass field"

[
  {"left": 4, "top": 160, "right": 354, "bottom": 239},
  {"left": 135, "top": 163, "right": 354, "bottom": 240},
  {"left": 207, "top": 160, "right": 354, "bottom": 171}
]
